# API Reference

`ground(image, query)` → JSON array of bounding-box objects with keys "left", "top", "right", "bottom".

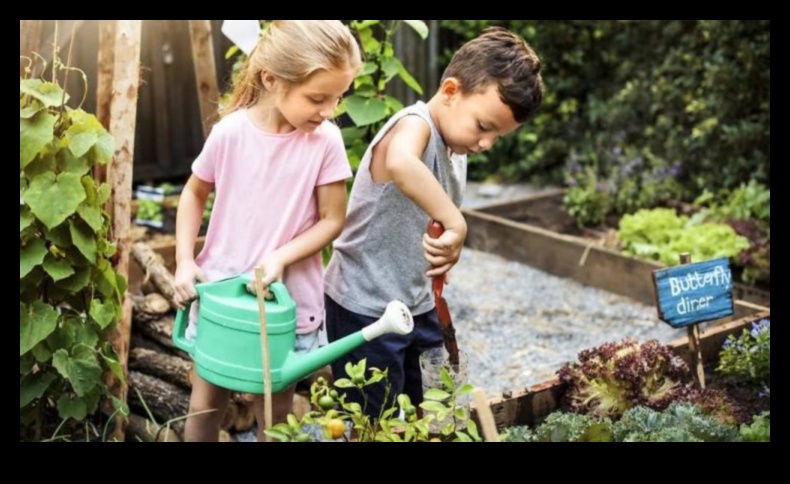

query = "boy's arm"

[
  {"left": 385, "top": 116, "right": 467, "bottom": 276},
  {"left": 173, "top": 175, "right": 213, "bottom": 307}
]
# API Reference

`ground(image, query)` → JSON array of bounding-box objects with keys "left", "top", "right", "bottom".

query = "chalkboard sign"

[{"left": 652, "top": 257, "right": 734, "bottom": 328}]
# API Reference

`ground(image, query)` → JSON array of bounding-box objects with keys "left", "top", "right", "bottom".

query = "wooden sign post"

[{"left": 652, "top": 254, "right": 735, "bottom": 388}]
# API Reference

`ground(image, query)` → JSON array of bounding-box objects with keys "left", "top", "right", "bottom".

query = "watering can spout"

[{"left": 281, "top": 300, "right": 414, "bottom": 385}]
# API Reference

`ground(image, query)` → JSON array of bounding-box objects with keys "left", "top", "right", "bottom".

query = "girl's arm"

[
  {"left": 173, "top": 175, "right": 213, "bottom": 308},
  {"left": 255, "top": 180, "right": 347, "bottom": 288}
]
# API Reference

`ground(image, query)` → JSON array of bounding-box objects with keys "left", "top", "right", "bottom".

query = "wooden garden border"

[
  {"left": 463, "top": 189, "right": 769, "bottom": 319},
  {"left": 473, "top": 309, "right": 770, "bottom": 429}
]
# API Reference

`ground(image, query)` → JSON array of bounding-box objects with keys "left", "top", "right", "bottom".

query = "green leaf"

[
  {"left": 44, "top": 222, "right": 73, "bottom": 248},
  {"left": 96, "top": 260, "right": 119, "bottom": 297},
  {"left": 467, "top": 419, "right": 481, "bottom": 440},
  {"left": 100, "top": 343, "right": 125, "bottom": 385},
  {"left": 20, "top": 110, "right": 56, "bottom": 169},
  {"left": 74, "top": 323, "right": 99, "bottom": 349},
  {"left": 48, "top": 318, "right": 77, "bottom": 351},
  {"left": 353, "top": 20, "right": 380, "bottom": 30},
  {"left": 396, "top": 59, "right": 423, "bottom": 95},
  {"left": 383, "top": 95, "right": 404, "bottom": 113},
  {"left": 65, "top": 109, "right": 102, "bottom": 158},
  {"left": 457, "top": 383, "right": 474, "bottom": 396},
  {"left": 20, "top": 372, "right": 56, "bottom": 408},
  {"left": 344, "top": 95, "right": 388, "bottom": 127},
  {"left": 43, "top": 253, "right": 75, "bottom": 281},
  {"left": 77, "top": 204, "right": 103, "bottom": 232},
  {"left": 403, "top": 20, "right": 429, "bottom": 40},
  {"left": 94, "top": 132, "right": 115, "bottom": 164},
  {"left": 455, "top": 430, "right": 473, "bottom": 442},
  {"left": 333, "top": 378, "right": 355, "bottom": 388},
  {"left": 25, "top": 172, "right": 86, "bottom": 229},
  {"left": 70, "top": 220, "right": 97, "bottom": 263},
  {"left": 20, "top": 238, "right": 47, "bottom": 278},
  {"left": 265, "top": 428, "right": 291, "bottom": 441},
  {"left": 20, "top": 206, "right": 35, "bottom": 233},
  {"left": 57, "top": 394, "right": 88, "bottom": 420},
  {"left": 20, "top": 79, "right": 68, "bottom": 107},
  {"left": 423, "top": 388, "right": 451, "bottom": 401},
  {"left": 32, "top": 342, "right": 52, "bottom": 362},
  {"left": 419, "top": 401, "right": 447, "bottom": 413},
  {"left": 440, "top": 367, "right": 456, "bottom": 391},
  {"left": 59, "top": 147, "right": 91, "bottom": 175},
  {"left": 59, "top": 268, "right": 91, "bottom": 293},
  {"left": 24, "top": 150, "right": 57, "bottom": 178},
  {"left": 20, "top": 104, "right": 43, "bottom": 119},
  {"left": 90, "top": 298, "right": 116, "bottom": 329},
  {"left": 97, "top": 183, "right": 111, "bottom": 204},
  {"left": 360, "top": 62, "right": 378, "bottom": 76},
  {"left": 52, "top": 345, "right": 102, "bottom": 397},
  {"left": 20, "top": 353, "right": 36, "bottom": 375},
  {"left": 20, "top": 301, "right": 59, "bottom": 356},
  {"left": 381, "top": 57, "right": 400, "bottom": 81},
  {"left": 453, "top": 407, "right": 468, "bottom": 420},
  {"left": 224, "top": 44, "right": 240, "bottom": 60}
]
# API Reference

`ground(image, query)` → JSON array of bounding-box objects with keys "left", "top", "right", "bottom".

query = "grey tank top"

[{"left": 324, "top": 101, "right": 466, "bottom": 317}]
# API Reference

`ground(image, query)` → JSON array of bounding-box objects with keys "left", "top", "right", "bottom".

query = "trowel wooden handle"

[
  {"left": 427, "top": 219, "right": 444, "bottom": 239},
  {"left": 426, "top": 220, "right": 445, "bottom": 295}
]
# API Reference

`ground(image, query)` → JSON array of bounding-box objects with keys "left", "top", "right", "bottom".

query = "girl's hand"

[
  {"left": 246, "top": 254, "right": 286, "bottom": 299},
  {"left": 422, "top": 229, "right": 464, "bottom": 277},
  {"left": 173, "top": 260, "right": 207, "bottom": 309}
]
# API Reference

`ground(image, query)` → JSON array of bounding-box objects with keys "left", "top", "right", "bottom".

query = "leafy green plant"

[
  {"left": 338, "top": 20, "right": 428, "bottom": 171},
  {"left": 135, "top": 199, "right": 163, "bottom": 223},
  {"left": 717, "top": 318, "right": 770, "bottom": 386},
  {"left": 266, "top": 359, "right": 481, "bottom": 442},
  {"left": 558, "top": 339, "right": 691, "bottom": 419},
  {"left": 20, "top": 68, "right": 126, "bottom": 440},
  {"left": 740, "top": 411, "right": 769, "bottom": 442},
  {"left": 613, "top": 403, "right": 741, "bottom": 442},
  {"left": 617, "top": 208, "right": 750, "bottom": 266},
  {"left": 504, "top": 412, "right": 613, "bottom": 442},
  {"left": 563, "top": 166, "right": 613, "bottom": 227}
]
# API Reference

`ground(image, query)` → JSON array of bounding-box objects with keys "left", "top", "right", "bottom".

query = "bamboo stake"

[
  {"left": 680, "top": 252, "right": 706, "bottom": 388},
  {"left": 105, "top": 20, "right": 143, "bottom": 442},
  {"left": 254, "top": 267, "right": 273, "bottom": 442},
  {"left": 473, "top": 388, "right": 500, "bottom": 442},
  {"left": 188, "top": 20, "right": 220, "bottom": 138}
]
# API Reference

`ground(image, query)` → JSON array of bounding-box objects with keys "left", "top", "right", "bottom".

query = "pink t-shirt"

[{"left": 192, "top": 109, "right": 352, "bottom": 333}]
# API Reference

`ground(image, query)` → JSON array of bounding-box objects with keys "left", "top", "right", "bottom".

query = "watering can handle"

[
  {"left": 172, "top": 300, "right": 195, "bottom": 354},
  {"left": 240, "top": 273, "right": 294, "bottom": 306}
]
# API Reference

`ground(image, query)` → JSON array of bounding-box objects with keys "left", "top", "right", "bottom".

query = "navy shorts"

[{"left": 325, "top": 295, "right": 443, "bottom": 418}]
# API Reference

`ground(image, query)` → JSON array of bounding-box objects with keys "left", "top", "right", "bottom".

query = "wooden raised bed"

[
  {"left": 475, "top": 309, "right": 770, "bottom": 429},
  {"left": 463, "top": 189, "right": 769, "bottom": 319}
]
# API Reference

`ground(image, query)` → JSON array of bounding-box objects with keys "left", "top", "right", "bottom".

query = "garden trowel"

[{"left": 427, "top": 220, "right": 461, "bottom": 368}]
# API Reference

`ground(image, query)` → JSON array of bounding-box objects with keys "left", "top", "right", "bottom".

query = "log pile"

[
  {"left": 125, "top": 241, "right": 326, "bottom": 442},
  {"left": 126, "top": 242, "right": 256, "bottom": 442}
]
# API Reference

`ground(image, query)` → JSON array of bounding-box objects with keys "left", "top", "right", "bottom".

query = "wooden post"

[
  {"left": 188, "top": 20, "right": 220, "bottom": 138},
  {"left": 95, "top": 20, "right": 117, "bottom": 183},
  {"left": 680, "top": 252, "right": 706, "bottom": 388},
  {"left": 105, "top": 20, "right": 143, "bottom": 441},
  {"left": 473, "top": 388, "right": 500, "bottom": 442},
  {"left": 254, "top": 267, "right": 273, "bottom": 442},
  {"left": 20, "top": 20, "right": 43, "bottom": 76}
]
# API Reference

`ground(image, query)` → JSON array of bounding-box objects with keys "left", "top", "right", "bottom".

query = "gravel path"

[{"left": 433, "top": 182, "right": 682, "bottom": 398}]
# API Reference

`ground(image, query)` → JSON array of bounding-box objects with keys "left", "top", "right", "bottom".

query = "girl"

[{"left": 173, "top": 20, "right": 361, "bottom": 442}]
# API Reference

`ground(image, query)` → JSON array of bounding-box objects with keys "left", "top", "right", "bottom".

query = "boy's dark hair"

[{"left": 441, "top": 26, "right": 544, "bottom": 123}]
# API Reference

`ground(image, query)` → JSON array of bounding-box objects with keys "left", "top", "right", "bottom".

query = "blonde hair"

[{"left": 221, "top": 21, "right": 361, "bottom": 117}]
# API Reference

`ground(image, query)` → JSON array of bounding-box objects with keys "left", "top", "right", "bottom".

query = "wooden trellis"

[{"left": 20, "top": 20, "right": 221, "bottom": 441}]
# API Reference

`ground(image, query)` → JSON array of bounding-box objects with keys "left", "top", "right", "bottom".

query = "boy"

[{"left": 325, "top": 26, "right": 544, "bottom": 416}]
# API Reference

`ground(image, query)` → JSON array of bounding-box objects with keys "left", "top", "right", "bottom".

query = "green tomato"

[{"left": 318, "top": 395, "right": 335, "bottom": 410}]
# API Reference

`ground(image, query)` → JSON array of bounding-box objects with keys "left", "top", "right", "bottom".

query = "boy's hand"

[
  {"left": 423, "top": 229, "right": 464, "bottom": 277},
  {"left": 173, "top": 260, "right": 207, "bottom": 309},
  {"left": 246, "top": 254, "right": 286, "bottom": 299}
]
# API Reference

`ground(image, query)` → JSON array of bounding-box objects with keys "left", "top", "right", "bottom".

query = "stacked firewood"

[{"left": 126, "top": 241, "right": 319, "bottom": 442}]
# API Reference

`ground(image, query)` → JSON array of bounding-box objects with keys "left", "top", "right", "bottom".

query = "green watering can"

[{"left": 173, "top": 273, "right": 413, "bottom": 393}]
